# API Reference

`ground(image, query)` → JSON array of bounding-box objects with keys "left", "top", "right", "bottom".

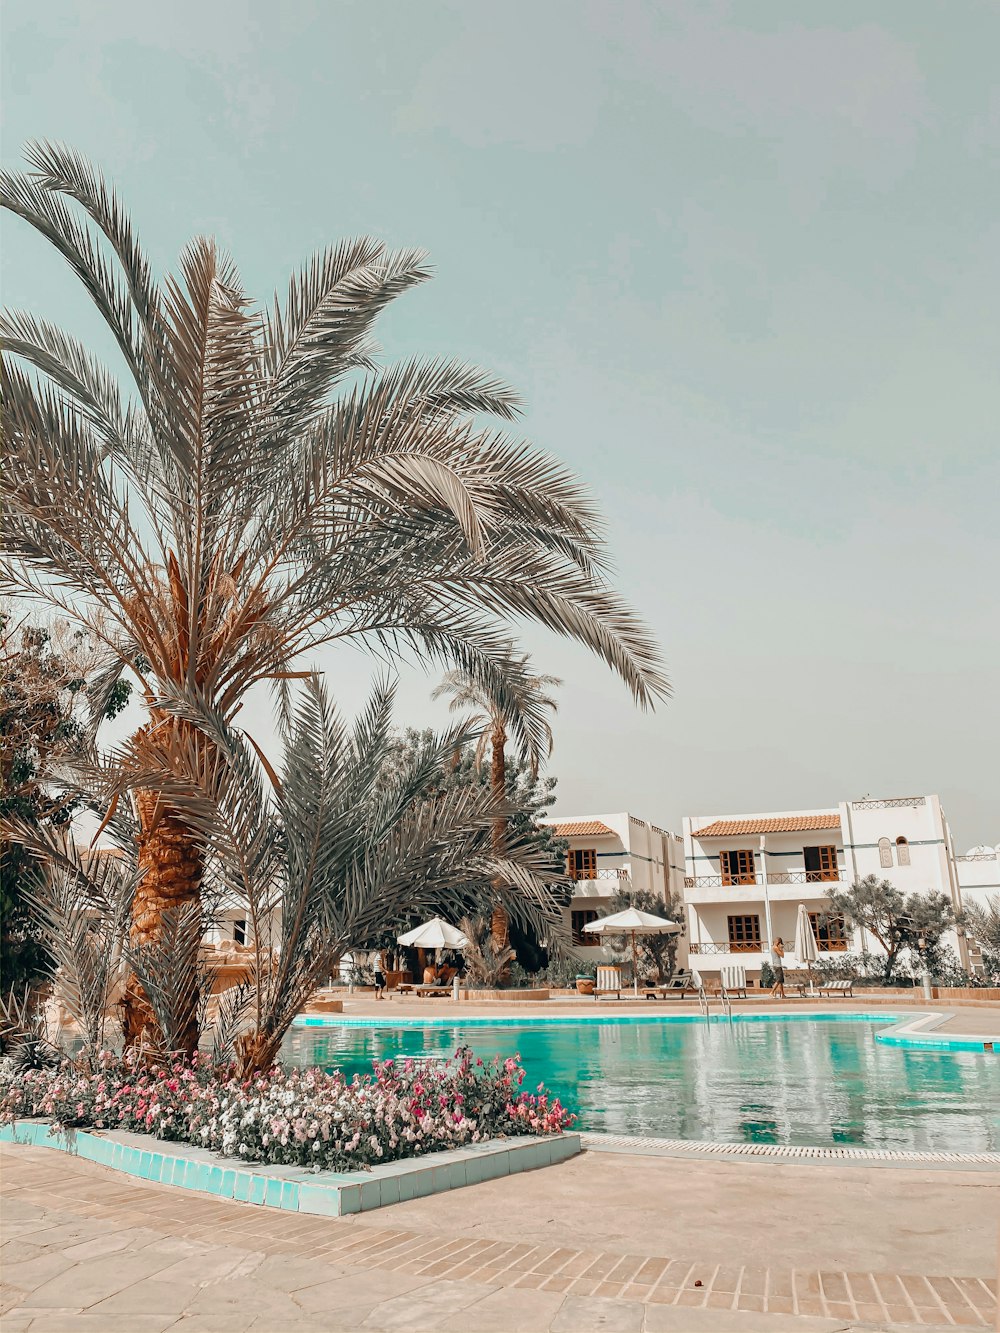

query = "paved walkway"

[{"left": 1, "top": 1141, "right": 996, "bottom": 1332}]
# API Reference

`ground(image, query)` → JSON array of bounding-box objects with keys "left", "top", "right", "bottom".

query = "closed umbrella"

[
  {"left": 583, "top": 907, "right": 682, "bottom": 996},
  {"left": 794, "top": 904, "right": 819, "bottom": 996},
  {"left": 396, "top": 917, "right": 469, "bottom": 950}
]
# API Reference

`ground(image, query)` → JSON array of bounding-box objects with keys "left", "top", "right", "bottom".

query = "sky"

[{"left": 2, "top": 0, "right": 997, "bottom": 846}]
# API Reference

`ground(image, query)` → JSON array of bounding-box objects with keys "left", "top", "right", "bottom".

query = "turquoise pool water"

[{"left": 281, "top": 1016, "right": 999, "bottom": 1152}]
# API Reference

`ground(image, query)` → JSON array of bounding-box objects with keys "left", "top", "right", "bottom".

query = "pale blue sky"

[{"left": 3, "top": 1, "right": 997, "bottom": 844}]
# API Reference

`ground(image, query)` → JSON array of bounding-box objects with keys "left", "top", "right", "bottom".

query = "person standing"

[
  {"left": 373, "top": 950, "right": 387, "bottom": 1000},
  {"left": 770, "top": 938, "right": 786, "bottom": 999}
]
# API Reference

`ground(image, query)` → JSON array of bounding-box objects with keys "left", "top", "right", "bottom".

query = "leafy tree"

[
  {"left": 433, "top": 657, "right": 560, "bottom": 955},
  {"left": 958, "top": 895, "right": 1000, "bottom": 980},
  {"left": 605, "top": 884, "right": 687, "bottom": 981},
  {"left": 1, "top": 609, "right": 129, "bottom": 997},
  {"left": 825, "top": 875, "right": 954, "bottom": 982},
  {"left": 2, "top": 143, "right": 666, "bottom": 1053}
]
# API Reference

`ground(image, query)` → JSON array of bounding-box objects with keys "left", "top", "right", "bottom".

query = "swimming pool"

[{"left": 282, "top": 1015, "right": 999, "bottom": 1153}]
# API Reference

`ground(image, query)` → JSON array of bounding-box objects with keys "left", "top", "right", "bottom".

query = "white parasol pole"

[{"left": 632, "top": 929, "right": 638, "bottom": 996}]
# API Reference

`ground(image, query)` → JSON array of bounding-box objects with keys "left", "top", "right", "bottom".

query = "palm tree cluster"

[{"left": 1, "top": 142, "right": 668, "bottom": 1066}]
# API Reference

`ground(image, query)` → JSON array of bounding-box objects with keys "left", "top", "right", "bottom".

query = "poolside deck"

[
  {"left": 316, "top": 992, "right": 1000, "bottom": 1043},
  {"left": 2, "top": 1137, "right": 995, "bottom": 1331}
]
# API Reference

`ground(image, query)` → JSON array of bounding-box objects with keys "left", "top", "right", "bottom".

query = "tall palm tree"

[
  {"left": 433, "top": 657, "right": 560, "bottom": 953},
  {"left": 2, "top": 143, "right": 667, "bottom": 1049}
]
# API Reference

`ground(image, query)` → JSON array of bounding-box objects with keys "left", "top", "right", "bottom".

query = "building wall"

[
  {"left": 682, "top": 793, "right": 996, "bottom": 979},
  {"left": 540, "top": 812, "right": 687, "bottom": 967}
]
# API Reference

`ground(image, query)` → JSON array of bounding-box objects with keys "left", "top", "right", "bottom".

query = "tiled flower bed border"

[{"left": 0, "top": 1119, "right": 580, "bottom": 1216}]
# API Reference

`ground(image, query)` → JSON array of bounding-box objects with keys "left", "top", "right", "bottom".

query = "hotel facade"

[{"left": 545, "top": 795, "right": 997, "bottom": 979}]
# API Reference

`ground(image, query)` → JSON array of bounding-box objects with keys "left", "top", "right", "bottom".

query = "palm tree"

[
  {"left": 2, "top": 143, "right": 667, "bottom": 1049},
  {"left": 12, "top": 679, "right": 569, "bottom": 1073},
  {"left": 433, "top": 657, "right": 560, "bottom": 954}
]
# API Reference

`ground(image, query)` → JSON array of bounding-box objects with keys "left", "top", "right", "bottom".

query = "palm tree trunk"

[
  {"left": 489, "top": 722, "right": 510, "bottom": 962},
  {"left": 121, "top": 734, "right": 203, "bottom": 1055}
]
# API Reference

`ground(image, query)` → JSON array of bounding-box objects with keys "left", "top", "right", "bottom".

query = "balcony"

[{"left": 682, "top": 871, "right": 845, "bottom": 905}]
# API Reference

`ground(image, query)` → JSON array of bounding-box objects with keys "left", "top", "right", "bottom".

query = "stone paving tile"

[
  {"left": 87, "top": 1278, "right": 202, "bottom": 1316},
  {"left": 550, "top": 1294, "right": 644, "bottom": 1332},
  {"left": 440, "top": 1284, "right": 565, "bottom": 1332},
  {"left": 0, "top": 1284, "right": 28, "bottom": 1317},
  {"left": 3, "top": 1141, "right": 997, "bottom": 1331},
  {"left": 162, "top": 1317, "right": 257, "bottom": 1333},
  {"left": 0, "top": 1240, "right": 46, "bottom": 1265},
  {"left": 292, "top": 1268, "right": 430, "bottom": 1314},
  {"left": 17, "top": 1247, "right": 178, "bottom": 1309},
  {"left": 360, "top": 1277, "right": 492, "bottom": 1330},
  {"left": 13, "top": 1317, "right": 178, "bottom": 1333},
  {"left": 0, "top": 1254, "right": 76, "bottom": 1296}
]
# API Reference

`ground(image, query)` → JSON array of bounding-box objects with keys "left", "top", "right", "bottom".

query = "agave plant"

[{"left": 2, "top": 143, "right": 667, "bottom": 1051}]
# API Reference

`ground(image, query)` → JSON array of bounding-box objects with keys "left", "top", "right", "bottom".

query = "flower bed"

[{"left": 0, "top": 1047, "right": 573, "bottom": 1174}]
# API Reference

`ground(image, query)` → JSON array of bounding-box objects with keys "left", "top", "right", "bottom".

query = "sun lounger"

[
  {"left": 720, "top": 965, "right": 748, "bottom": 999},
  {"left": 817, "top": 978, "right": 854, "bottom": 997},
  {"left": 396, "top": 982, "right": 453, "bottom": 997},
  {"left": 640, "top": 969, "right": 695, "bottom": 998},
  {"left": 595, "top": 965, "right": 623, "bottom": 998}
]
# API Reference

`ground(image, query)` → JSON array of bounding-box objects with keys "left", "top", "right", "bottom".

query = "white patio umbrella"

[
  {"left": 396, "top": 917, "right": 470, "bottom": 950},
  {"left": 794, "top": 903, "right": 819, "bottom": 996},
  {"left": 583, "top": 907, "right": 682, "bottom": 996}
]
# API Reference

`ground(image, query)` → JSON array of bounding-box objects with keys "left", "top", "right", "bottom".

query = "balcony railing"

[
  {"left": 568, "top": 868, "right": 631, "bottom": 882},
  {"left": 852, "top": 796, "right": 925, "bottom": 810},
  {"left": 684, "top": 871, "right": 845, "bottom": 889},
  {"left": 690, "top": 939, "right": 848, "bottom": 955},
  {"left": 690, "top": 941, "right": 761, "bottom": 955}
]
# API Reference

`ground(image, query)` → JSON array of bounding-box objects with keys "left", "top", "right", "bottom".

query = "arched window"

[
  {"left": 895, "top": 836, "right": 910, "bottom": 867},
  {"left": 878, "top": 837, "right": 893, "bottom": 868}
]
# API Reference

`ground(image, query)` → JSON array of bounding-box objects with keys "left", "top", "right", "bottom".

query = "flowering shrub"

[{"left": 0, "top": 1047, "right": 574, "bottom": 1172}]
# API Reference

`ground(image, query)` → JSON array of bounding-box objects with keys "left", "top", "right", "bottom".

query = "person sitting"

[{"left": 422, "top": 963, "right": 440, "bottom": 985}]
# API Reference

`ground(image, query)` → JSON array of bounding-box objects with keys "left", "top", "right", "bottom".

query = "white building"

[
  {"left": 538, "top": 812, "right": 686, "bottom": 959},
  {"left": 682, "top": 793, "right": 996, "bottom": 981}
]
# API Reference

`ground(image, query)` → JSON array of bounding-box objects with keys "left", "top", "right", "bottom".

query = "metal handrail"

[
  {"left": 720, "top": 987, "right": 733, "bottom": 1021},
  {"left": 684, "top": 871, "right": 845, "bottom": 889},
  {"left": 697, "top": 986, "right": 709, "bottom": 1021}
]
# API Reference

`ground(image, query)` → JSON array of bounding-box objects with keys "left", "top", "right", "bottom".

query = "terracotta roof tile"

[
  {"left": 550, "top": 820, "right": 617, "bottom": 838},
  {"left": 692, "top": 814, "right": 841, "bottom": 838}
]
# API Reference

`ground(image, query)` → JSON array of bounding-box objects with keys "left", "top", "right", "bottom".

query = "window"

[
  {"left": 895, "top": 836, "right": 910, "bottom": 867},
  {"left": 803, "top": 845, "right": 839, "bottom": 882},
  {"left": 567, "top": 848, "right": 597, "bottom": 880},
  {"left": 720, "top": 849, "right": 756, "bottom": 885},
  {"left": 727, "top": 914, "right": 762, "bottom": 951},
  {"left": 878, "top": 837, "right": 893, "bottom": 868},
  {"left": 809, "top": 912, "right": 848, "bottom": 952},
  {"left": 232, "top": 919, "right": 247, "bottom": 946},
  {"left": 571, "top": 908, "right": 601, "bottom": 946}
]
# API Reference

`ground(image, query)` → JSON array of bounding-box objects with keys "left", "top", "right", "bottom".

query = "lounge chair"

[
  {"left": 720, "top": 965, "right": 748, "bottom": 999},
  {"left": 396, "top": 981, "right": 453, "bottom": 997},
  {"left": 595, "top": 964, "right": 623, "bottom": 999},
  {"left": 640, "top": 969, "right": 695, "bottom": 998},
  {"left": 817, "top": 978, "right": 854, "bottom": 998}
]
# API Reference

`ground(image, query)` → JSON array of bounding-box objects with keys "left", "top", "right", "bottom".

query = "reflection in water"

[{"left": 280, "top": 1018, "right": 999, "bottom": 1152}]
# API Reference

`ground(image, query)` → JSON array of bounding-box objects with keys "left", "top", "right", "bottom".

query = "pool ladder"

[{"left": 698, "top": 984, "right": 733, "bottom": 1024}]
